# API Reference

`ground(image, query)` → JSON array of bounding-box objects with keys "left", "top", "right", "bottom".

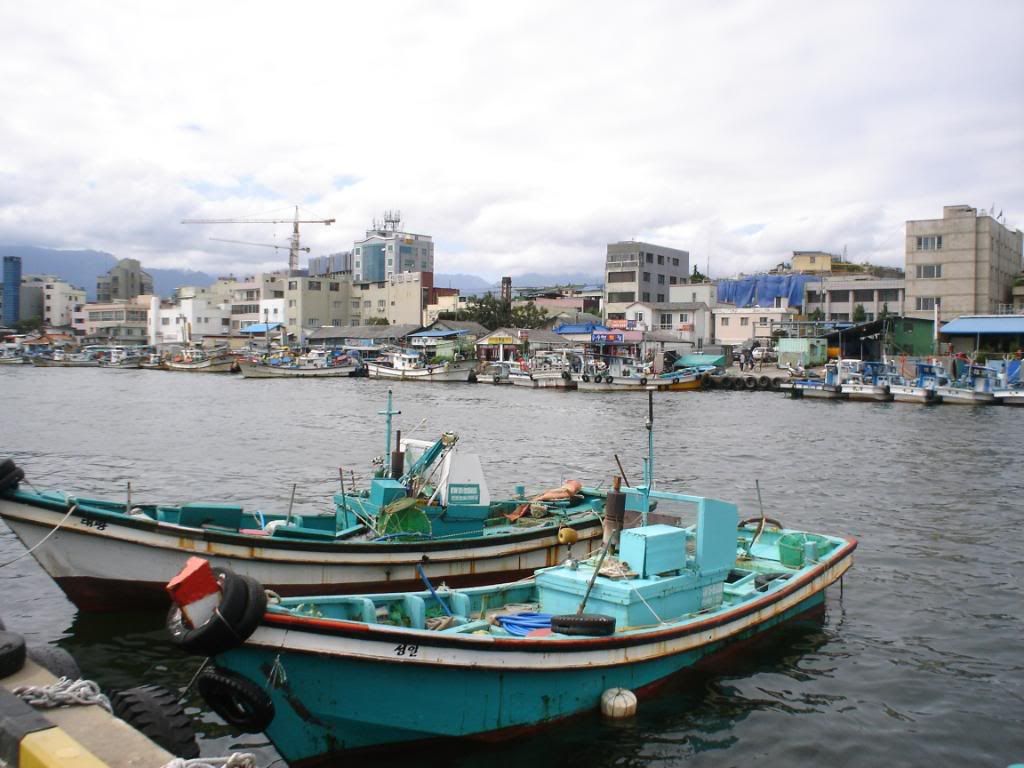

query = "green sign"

[{"left": 447, "top": 483, "right": 481, "bottom": 505}]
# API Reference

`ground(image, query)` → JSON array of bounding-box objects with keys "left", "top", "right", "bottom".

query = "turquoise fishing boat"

[{"left": 173, "top": 393, "right": 856, "bottom": 764}]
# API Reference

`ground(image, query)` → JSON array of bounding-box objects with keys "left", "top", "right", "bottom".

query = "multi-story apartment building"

[
  {"left": 905, "top": 205, "right": 1023, "bottom": 321},
  {"left": 13, "top": 275, "right": 87, "bottom": 327},
  {"left": 284, "top": 273, "right": 355, "bottom": 341},
  {"left": 354, "top": 272, "right": 430, "bottom": 327},
  {"left": 78, "top": 295, "right": 152, "bottom": 344},
  {"left": 308, "top": 252, "right": 353, "bottom": 276},
  {"left": 604, "top": 241, "right": 690, "bottom": 321},
  {"left": 352, "top": 213, "right": 433, "bottom": 282},
  {"left": 712, "top": 305, "right": 798, "bottom": 346},
  {"left": 803, "top": 276, "right": 905, "bottom": 322},
  {"left": 96, "top": 258, "right": 154, "bottom": 303}
]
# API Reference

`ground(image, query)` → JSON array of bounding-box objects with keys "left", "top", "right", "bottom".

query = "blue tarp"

[
  {"left": 716, "top": 275, "right": 818, "bottom": 308},
  {"left": 554, "top": 323, "right": 608, "bottom": 334},
  {"left": 240, "top": 323, "right": 283, "bottom": 333},
  {"left": 939, "top": 316, "right": 1024, "bottom": 335},
  {"left": 407, "top": 329, "right": 467, "bottom": 338}
]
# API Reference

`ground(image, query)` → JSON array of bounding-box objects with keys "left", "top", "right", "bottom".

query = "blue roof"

[
  {"left": 240, "top": 322, "right": 283, "bottom": 333},
  {"left": 407, "top": 329, "right": 467, "bottom": 338},
  {"left": 940, "top": 316, "right": 1024, "bottom": 335},
  {"left": 554, "top": 323, "right": 609, "bottom": 334}
]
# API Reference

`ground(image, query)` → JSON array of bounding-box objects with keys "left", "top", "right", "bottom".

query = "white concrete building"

[
  {"left": 803, "top": 276, "right": 905, "bottom": 322},
  {"left": 623, "top": 301, "right": 712, "bottom": 348},
  {"left": 712, "top": 306, "right": 797, "bottom": 345},
  {"left": 605, "top": 241, "right": 690, "bottom": 321},
  {"left": 668, "top": 281, "right": 720, "bottom": 307}
]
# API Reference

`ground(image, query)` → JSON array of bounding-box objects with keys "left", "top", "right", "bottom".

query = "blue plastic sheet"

[{"left": 716, "top": 275, "right": 817, "bottom": 308}]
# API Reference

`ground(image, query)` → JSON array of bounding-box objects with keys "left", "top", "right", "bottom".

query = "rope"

[
  {"left": 0, "top": 503, "right": 78, "bottom": 569},
  {"left": 12, "top": 677, "right": 112, "bottom": 713},
  {"left": 161, "top": 754, "right": 257, "bottom": 768}
]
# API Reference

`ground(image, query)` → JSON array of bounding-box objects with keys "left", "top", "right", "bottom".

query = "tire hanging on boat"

[
  {"left": 640, "top": 377, "right": 647, "bottom": 386},
  {"left": 605, "top": 376, "right": 614, "bottom": 384},
  {"left": 0, "top": 464, "right": 24, "bottom": 493},
  {"left": 197, "top": 667, "right": 275, "bottom": 733},
  {"left": 166, "top": 567, "right": 254, "bottom": 657},
  {"left": 581, "top": 374, "right": 590, "bottom": 383}
]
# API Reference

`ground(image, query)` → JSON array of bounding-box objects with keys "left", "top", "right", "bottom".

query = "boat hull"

[
  {"left": 840, "top": 384, "right": 892, "bottom": 402},
  {"left": 0, "top": 493, "right": 601, "bottom": 611},
  {"left": 508, "top": 372, "right": 574, "bottom": 388},
  {"left": 889, "top": 385, "right": 940, "bottom": 404},
  {"left": 994, "top": 389, "right": 1024, "bottom": 405},
  {"left": 366, "top": 361, "right": 476, "bottom": 382},
  {"left": 790, "top": 384, "right": 845, "bottom": 399},
  {"left": 215, "top": 544, "right": 853, "bottom": 763},
  {"left": 573, "top": 375, "right": 652, "bottom": 391},
  {"left": 0, "top": 357, "right": 25, "bottom": 365},
  {"left": 165, "top": 358, "right": 237, "bottom": 373},
  {"left": 29, "top": 358, "right": 98, "bottom": 367},
  {"left": 935, "top": 387, "right": 996, "bottom": 405},
  {"left": 239, "top": 361, "right": 360, "bottom": 378}
]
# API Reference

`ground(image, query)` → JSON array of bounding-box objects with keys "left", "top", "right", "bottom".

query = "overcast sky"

[{"left": 1, "top": 1, "right": 1021, "bottom": 281}]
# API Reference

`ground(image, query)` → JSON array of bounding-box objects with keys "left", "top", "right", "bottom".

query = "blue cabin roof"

[{"left": 941, "top": 316, "right": 1024, "bottom": 335}]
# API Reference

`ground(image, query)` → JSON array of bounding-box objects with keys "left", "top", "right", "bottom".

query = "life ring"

[
  {"left": 197, "top": 667, "right": 275, "bottom": 733},
  {"left": 110, "top": 684, "right": 199, "bottom": 758},
  {"left": 166, "top": 567, "right": 263, "bottom": 657},
  {"left": 640, "top": 377, "right": 647, "bottom": 386},
  {"left": 551, "top": 613, "right": 616, "bottom": 636},
  {"left": 581, "top": 373, "right": 590, "bottom": 383}
]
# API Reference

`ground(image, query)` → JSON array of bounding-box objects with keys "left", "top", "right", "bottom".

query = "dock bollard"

[{"left": 601, "top": 688, "right": 637, "bottom": 718}]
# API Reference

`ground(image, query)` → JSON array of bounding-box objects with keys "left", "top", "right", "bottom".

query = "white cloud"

[{"left": 1, "top": 0, "right": 1021, "bottom": 281}]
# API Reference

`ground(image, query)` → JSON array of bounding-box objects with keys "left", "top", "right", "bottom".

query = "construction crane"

[
  {"left": 209, "top": 237, "right": 311, "bottom": 255},
  {"left": 182, "top": 205, "right": 335, "bottom": 272}
]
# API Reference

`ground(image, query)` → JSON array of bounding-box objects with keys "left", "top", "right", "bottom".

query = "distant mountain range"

[
  {"left": 1, "top": 246, "right": 604, "bottom": 299},
  {"left": 0, "top": 246, "right": 216, "bottom": 300}
]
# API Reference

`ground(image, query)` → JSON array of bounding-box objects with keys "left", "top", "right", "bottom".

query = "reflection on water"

[{"left": 2, "top": 368, "right": 1022, "bottom": 766}]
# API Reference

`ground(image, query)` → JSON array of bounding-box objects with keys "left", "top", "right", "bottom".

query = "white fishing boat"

[
  {"left": 98, "top": 347, "right": 143, "bottom": 369},
  {"left": 508, "top": 350, "right": 577, "bottom": 389},
  {"left": 935, "top": 363, "right": 997, "bottom": 405},
  {"left": 0, "top": 347, "right": 25, "bottom": 365},
  {"left": 165, "top": 347, "right": 237, "bottom": 373},
  {"left": 28, "top": 348, "right": 103, "bottom": 367},
  {"left": 573, "top": 354, "right": 654, "bottom": 392},
  {"left": 889, "top": 361, "right": 945, "bottom": 404},
  {"left": 789, "top": 362, "right": 846, "bottom": 399},
  {"left": 365, "top": 348, "right": 477, "bottom": 382},
  {"left": 839, "top": 361, "right": 893, "bottom": 402},
  {"left": 239, "top": 349, "right": 362, "bottom": 378}
]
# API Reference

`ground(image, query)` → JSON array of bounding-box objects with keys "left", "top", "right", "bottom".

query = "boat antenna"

[
  {"left": 378, "top": 389, "right": 401, "bottom": 472},
  {"left": 642, "top": 387, "right": 655, "bottom": 525}
]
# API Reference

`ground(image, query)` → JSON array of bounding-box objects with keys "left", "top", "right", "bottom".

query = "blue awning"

[
  {"left": 407, "top": 329, "right": 467, "bottom": 338},
  {"left": 940, "top": 316, "right": 1024, "bottom": 335},
  {"left": 240, "top": 322, "right": 283, "bottom": 334}
]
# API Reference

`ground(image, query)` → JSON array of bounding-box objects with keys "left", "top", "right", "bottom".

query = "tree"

[
  {"left": 691, "top": 265, "right": 707, "bottom": 282},
  {"left": 365, "top": 317, "right": 389, "bottom": 326},
  {"left": 15, "top": 317, "right": 43, "bottom": 333},
  {"left": 807, "top": 308, "right": 825, "bottom": 322},
  {"left": 852, "top": 304, "right": 867, "bottom": 323},
  {"left": 447, "top": 294, "right": 549, "bottom": 330}
]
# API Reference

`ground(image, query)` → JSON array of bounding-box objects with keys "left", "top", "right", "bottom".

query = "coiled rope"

[{"left": 12, "top": 676, "right": 111, "bottom": 712}]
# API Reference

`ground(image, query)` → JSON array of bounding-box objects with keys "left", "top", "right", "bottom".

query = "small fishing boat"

[
  {"left": 889, "top": 361, "right": 945, "bottom": 404},
  {"left": 992, "top": 359, "right": 1023, "bottom": 406},
  {"left": 839, "top": 360, "right": 893, "bottom": 402},
  {"left": 656, "top": 365, "right": 706, "bottom": 391},
  {"left": 0, "top": 393, "right": 602, "bottom": 611},
  {"left": 98, "top": 347, "right": 143, "bottom": 369},
  {"left": 482, "top": 360, "right": 514, "bottom": 385},
  {"left": 28, "top": 348, "right": 103, "bottom": 367},
  {"left": 178, "top": 476, "right": 855, "bottom": 762},
  {"left": 365, "top": 348, "right": 477, "bottom": 382},
  {"left": 165, "top": 346, "right": 237, "bottom": 373},
  {"left": 789, "top": 361, "right": 845, "bottom": 399},
  {"left": 239, "top": 348, "right": 362, "bottom": 378},
  {"left": 573, "top": 354, "right": 654, "bottom": 391},
  {"left": 0, "top": 347, "right": 25, "bottom": 365},
  {"left": 508, "top": 350, "right": 577, "bottom": 389},
  {"left": 935, "top": 362, "right": 997, "bottom": 405}
]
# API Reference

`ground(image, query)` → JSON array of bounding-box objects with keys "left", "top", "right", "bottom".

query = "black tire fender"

[
  {"left": 581, "top": 373, "right": 590, "bottom": 383},
  {"left": 701, "top": 373, "right": 711, "bottom": 387},
  {"left": 739, "top": 517, "right": 784, "bottom": 529},
  {"left": 0, "top": 459, "right": 15, "bottom": 477},
  {"left": 166, "top": 567, "right": 250, "bottom": 656},
  {"left": 640, "top": 377, "right": 647, "bottom": 386},
  {"left": 551, "top": 613, "right": 616, "bottom": 636},
  {"left": 0, "top": 630, "right": 26, "bottom": 678},
  {"left": 234, "top": 575, "right": 269, "bottom": 640},
  {"left": 0, "top": 466, "right": 25, "bottom": 493},
  {"left": 605, "top": 375, "right": 614, "bottom": 385},
  {"left": 198, "top": 667, "right": 275, "bottom": 734},
  {"left": 493, "top": 374, "right": 501, "bottom": 384},
  {"left": 110, "top": 684, "right": 199, "bottom": 759},
  {"left": 27, "top": 645, "right": 81, "bottom": 679},
  {"left": 561, "top": 371, "right": 570, "bottom": 381},
  {"left": 757, "top": 375, "right": 771, "bottom": 389},
  {"left": 744, "top": 376, "right": 757, "bottom": 390}
]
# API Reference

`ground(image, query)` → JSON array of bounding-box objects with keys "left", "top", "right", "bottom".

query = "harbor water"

[{"left": 1, "top": 366, "right": 1021, "bottom": 767}]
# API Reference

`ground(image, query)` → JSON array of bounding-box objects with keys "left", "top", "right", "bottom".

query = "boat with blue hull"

[
  {"left": 789, "top": 361, "right": 845, "bottom": 399},
  {"left": 182, "top": 489, "right": 855, "bottom": 764},
  {"left": 889, "top": 361, "right": 945, "bottom": 404}
]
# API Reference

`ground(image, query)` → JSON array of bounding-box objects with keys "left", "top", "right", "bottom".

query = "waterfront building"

[
  {"left": 668, "top": 281, "right": 720, "bottom": 307},
  {"left": 352, "top": 212, "right": 433, "bottom": 283},
  {"left": 1, "top": 256, "right": 22, "bottom": 326},
  {"left": 803, "top": 276, "right": 905, "bottom": 322},
  {"left": 712, "top": 305, "right": 798, "bottom": 346},
  {"left": 77, "top": 295, "right": 152, "bottom": 344},
  {"left": 905, "top": 205, "right": 1023, "bottom": 321},
  {"left": 155, "top": 286, "right": 233, "bottom": 345},
  {"left": 284, "top": 273, "right": 355, "bottom": 343},
  {"left": 355, "top": 271, "right": 431, "bottom": 327},
  {"left": 939, "top": 315, "right": 1024, "bottom": 356},
  {"left": 306, "top": 323, "right": 421, "bottom": 348},
  {"left": 423, "top": 289, "right": 463, "bottom": 326},
  {"left": 622, "top": 301, "right": 712, "bottom": 349},
  {"left": 96, "top": 258, "right": 154, "bottom": 303},
  {"left": 604, "top": 241, "right": 690, "bottom": 322},
  {"left": 475, "top": 327, "right": 566, "bottom": 362},
  {"left": 12, "top": 275, "right": 87, "bottom": 329},
  {"left": 308, "top": 251, "right": 353, "bottom": 276}
]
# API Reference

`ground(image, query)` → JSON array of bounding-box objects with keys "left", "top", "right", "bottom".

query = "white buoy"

[{"left": 600, "top": 687, "right": 637, "bottom": 718}]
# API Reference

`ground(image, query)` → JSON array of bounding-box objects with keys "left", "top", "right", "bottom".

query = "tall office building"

[
  {"left": 604, "top": 241, "right": 690, "bottom": 321},
  {"left": 2, "top": 256, "right": 22, "bottom": 326},
  {"left": 905, "top": 205, "right": 1023, "bottom": 321},
  {"left": 352, "top": 211, "right": 434, "bottom": 283},
  {"left": 96, "top": 258, "right": 155, "bottom": 303}
]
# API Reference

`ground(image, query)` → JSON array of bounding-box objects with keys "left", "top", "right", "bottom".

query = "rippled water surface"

[{"left": 1, "top": 367, "right": 1022, "bottom": 767}]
